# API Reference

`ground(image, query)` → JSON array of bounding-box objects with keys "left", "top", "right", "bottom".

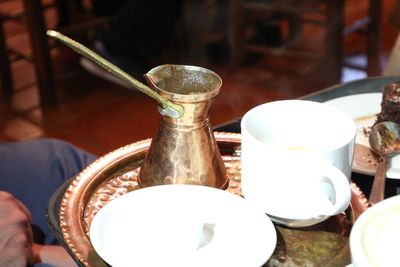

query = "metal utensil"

[
  {"left": 46, "top": 30, "right": 184, "bottom": 118},
  {"left": 368, "top": 121, "right": 400, "bottom": 204}
]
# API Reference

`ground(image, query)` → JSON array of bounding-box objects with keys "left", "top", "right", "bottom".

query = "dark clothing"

[{"left": 0, "top": 139, "right": 96, "bottom": 245}]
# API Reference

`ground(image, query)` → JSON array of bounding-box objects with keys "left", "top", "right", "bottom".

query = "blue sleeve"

[{"left": 0, "top": 138, "right": 97, "bottom": 245}]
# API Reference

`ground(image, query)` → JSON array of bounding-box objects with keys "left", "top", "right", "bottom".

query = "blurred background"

[{"left": 0, "top": 0, "right": 398, "bottom": 156}]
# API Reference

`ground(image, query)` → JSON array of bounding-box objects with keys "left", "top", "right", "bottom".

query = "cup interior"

[
  {"left": 350, "top": 195, "right": 400, "bottom": 266},
  {"left": 89, "top": 184, "right": 278, "bottom": 267},
  {"left": 128, "top": 204, "right": 203, "bottom": 255},
  {"left": 90, "top": 186, "right": 204, "bottom": 265}
]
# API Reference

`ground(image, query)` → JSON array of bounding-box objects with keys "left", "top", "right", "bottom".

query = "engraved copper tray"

[{"left": 59, "top": 132, "right": 370, "bottom": 267}]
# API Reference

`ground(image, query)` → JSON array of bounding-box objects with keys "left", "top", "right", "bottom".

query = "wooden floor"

[{"left": 0, "top": 0, "right": 399, "bottom": 156}]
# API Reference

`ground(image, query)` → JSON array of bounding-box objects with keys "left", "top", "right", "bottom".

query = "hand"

[{"left": 0, "top": 191, "right": 33, "bottom": 267}]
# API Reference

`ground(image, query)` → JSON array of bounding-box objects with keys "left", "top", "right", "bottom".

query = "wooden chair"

[
  {"left": 0, "top": 2, "right": 13, "bottom": 102},
  {"left": 0, "top": 0, "right": 110, "bottom": 107},
  {"left": 228, "top": 0, "right": 382, "bottom": 84}
]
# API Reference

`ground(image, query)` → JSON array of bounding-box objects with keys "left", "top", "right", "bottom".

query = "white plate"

[
  {"left": 325, "top": 93, "right": 400, "bottom": 179},
  {"left": 89, "top": 184, "right": 277, "bottom": 267}
]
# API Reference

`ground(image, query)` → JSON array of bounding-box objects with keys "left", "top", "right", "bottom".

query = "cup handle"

[{"left": 310, "top": 162, "right": 352, "bottom": 217}]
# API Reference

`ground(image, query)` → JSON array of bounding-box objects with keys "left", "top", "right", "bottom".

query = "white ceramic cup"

[
  {"left": 240, "top": 100, "right": 356, "bottom": 227},
  {"left": 350, "top": 195, "right": 400, "bottom": 267}
]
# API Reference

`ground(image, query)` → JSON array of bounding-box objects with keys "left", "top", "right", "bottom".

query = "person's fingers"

[{"left": 0, "top": 191, "right": 34, "bottom": 265}]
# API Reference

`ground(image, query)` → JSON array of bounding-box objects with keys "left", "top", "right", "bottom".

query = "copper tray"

[{"left": 59, "top": 132, "right": 370, "bottom": 266}]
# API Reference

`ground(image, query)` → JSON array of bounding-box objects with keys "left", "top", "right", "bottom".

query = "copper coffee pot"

[
  {"left": 47, "top": 31, "right": 229, "bottom": 189},
  {"left": 138, "top": 65, "right": 228, "bottom": 189}
]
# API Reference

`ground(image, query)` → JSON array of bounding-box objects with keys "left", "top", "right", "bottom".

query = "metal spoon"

[{"left": 368, "top": 121, "right": 400, "bottom": 204}]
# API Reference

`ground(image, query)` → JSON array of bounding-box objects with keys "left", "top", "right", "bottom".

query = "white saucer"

[{"left": 89, "top": 184, "right": 277, "bottom": 267}]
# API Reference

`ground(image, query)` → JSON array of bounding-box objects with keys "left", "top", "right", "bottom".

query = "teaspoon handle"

[
  {"left": 369, "top": 156, "right": 387, "bottom": 205},
  {"left": 46, "top": 30, "right": 184, "bottom": 118}
]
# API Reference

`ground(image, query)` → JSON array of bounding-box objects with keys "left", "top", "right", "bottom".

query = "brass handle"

[{"left": 47, "top": 30, "right": 184, "bottom": 118}]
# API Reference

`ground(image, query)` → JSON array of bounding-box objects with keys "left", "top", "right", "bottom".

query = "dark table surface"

[{"left": 47, "top": 75, "right": 400, "bottom": 266}]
